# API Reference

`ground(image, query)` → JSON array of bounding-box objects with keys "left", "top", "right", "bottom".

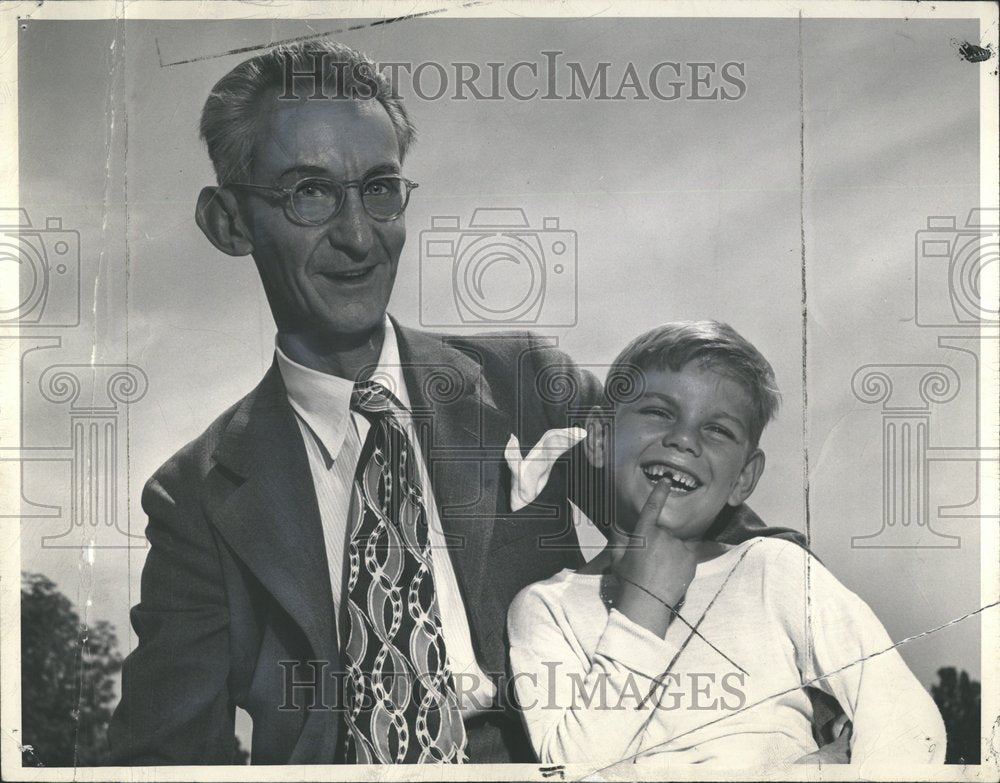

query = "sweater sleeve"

[
  {"left": 770, "top": 542, "right": 947, "bottom": 765},
  {"left": 508, "top": 584, "right": 680, "bottom": 765}
]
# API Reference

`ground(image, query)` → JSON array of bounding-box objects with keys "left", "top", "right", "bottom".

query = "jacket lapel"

[
  {"left": 393, "top": 323, "right": 511, "bottom": 656},
  {"left": 208, "top": 364, "right": 337, "bottom": 664},
  {"left": 205, "top": 328, "right": 514, "bottom": 684}
]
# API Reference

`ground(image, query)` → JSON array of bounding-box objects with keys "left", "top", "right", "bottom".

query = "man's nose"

[{"left": 326, "top": 190, "right": 373, "bottom": 262}]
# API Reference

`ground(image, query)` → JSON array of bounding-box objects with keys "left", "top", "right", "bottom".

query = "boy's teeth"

[{"left": 643, "top": 465, "right": 700, "bottom": 490}]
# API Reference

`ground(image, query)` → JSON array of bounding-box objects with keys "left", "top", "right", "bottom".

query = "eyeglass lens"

[{"left": 291, "top": 176, "right": 407, "bottom": 223}]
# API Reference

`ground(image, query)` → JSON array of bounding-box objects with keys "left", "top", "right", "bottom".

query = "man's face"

[
  {"left": 238, "top": 96, "right": 405, "bottom": 338},
  {"left": 610, "top": 362, "right": 762, "bottom": 540}
]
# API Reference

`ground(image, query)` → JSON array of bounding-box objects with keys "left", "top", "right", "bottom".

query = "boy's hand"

[
  {"left": 612, "top": 480, "right": 698, "bottom": 636},
  {"left": 794, "top": 717, "right": 852, "bottom": 764}
]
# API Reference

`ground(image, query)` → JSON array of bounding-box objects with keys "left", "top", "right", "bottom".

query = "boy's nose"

[{"left": 663, "top": 425, "right": 701, "bottom": 456}]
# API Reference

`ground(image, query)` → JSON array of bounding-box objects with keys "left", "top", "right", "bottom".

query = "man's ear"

[
  {"left": 583, "top": 405, "right": 611, "bottom": 469},
  {"left": 727, "top": 448, "right": 765, "bottom": 506},
  {"left": 196, "top": 186, "right": 253, "bottom": 257}
]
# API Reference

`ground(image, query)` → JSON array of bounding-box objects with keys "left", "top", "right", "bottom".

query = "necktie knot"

[{"left": 350, "top": 380, "right": 397, "bottom": 417}]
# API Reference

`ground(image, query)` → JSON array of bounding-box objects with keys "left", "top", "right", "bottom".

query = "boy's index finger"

[{"left": 635, "top": 479, "right": 672, "bottom": 535}]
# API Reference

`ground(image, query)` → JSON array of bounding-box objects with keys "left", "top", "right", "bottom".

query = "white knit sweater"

[{"left": 507, "top": 537, "right": 946, "bottom": 770}]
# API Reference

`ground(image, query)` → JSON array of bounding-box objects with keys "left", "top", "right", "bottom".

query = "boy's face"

[{"left": 605, "top": 361, "right": 765, "bottom": 540}]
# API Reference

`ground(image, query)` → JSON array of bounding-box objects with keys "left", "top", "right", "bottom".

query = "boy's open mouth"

[{"left": 641, "top": 463, "right": 703, "bottom": 494}]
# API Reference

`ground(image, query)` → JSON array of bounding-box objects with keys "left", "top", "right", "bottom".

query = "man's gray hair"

[{"left": 199, "top": 40, "right": 416, "bottom": 184}]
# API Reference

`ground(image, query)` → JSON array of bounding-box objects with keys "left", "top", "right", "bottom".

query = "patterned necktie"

[{"left": 341, "top": 380, "right": 468, "bottom": 763}]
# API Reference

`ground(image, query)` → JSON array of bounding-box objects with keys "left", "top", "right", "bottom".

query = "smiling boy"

[{"left": 507, "top": 321, "right": 946, "bottom": 768}]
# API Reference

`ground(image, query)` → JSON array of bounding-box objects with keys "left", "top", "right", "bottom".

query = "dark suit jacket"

[{"left": 109, "top": 324, "right": 805, "bottom": 765}]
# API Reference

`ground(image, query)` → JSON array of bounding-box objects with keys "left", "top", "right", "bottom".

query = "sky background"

[{"left": 10, "top": 14, "right": 988, "bottom": 747}]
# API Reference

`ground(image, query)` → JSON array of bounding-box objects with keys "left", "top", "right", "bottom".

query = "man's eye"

[
  {"left": 363, "top": 177, "right": 397, "bottom": 196},
  {"left": 296, "top": 181, "right": 335, "bottom": 199}
]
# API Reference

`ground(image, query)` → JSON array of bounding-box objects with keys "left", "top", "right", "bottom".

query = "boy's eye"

[
  {"left": 705, "top": 424, "right": 736, "bottom": 440},
  {"left": 640, "top": 407, "right": 674, "bottom": 420}
]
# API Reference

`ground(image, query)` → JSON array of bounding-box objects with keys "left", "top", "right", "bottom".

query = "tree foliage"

[
  {"left": 20, "top": 572, "right": 251, "bottom": 766},
  {"left": 20, "top": 572, "right": 123, "bottom": 767},
  {"left": 930, "top": 666, "right": 981, "bottom": 764}
]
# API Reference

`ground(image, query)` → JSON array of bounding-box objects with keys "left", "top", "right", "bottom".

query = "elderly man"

[{"left": 109, "top": 40, "right": 811, "bottom": 765}]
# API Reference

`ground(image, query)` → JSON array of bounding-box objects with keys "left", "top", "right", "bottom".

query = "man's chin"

[
  {"left": 322, "top": 318, "right": 386, "bottom": 341},
  {"left": 312, "top": 304, "right": 389, "bottom": 337},
  {"left": 280, "top": 316, "right": 387, "bottom": 352}
]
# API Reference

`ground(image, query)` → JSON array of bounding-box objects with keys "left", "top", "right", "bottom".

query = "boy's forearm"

[{"left": 516, "top": 612, "right": 685, "bottom": 765}]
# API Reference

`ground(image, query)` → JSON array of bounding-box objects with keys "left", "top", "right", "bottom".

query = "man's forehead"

[
  {"left": 252, "top": 93, "right": 398, "bottom": 172},
  {"left": 258, "top": 93, "right": 393, "bottom": 138}
]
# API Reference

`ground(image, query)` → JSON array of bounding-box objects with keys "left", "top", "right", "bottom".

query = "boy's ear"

[
  {"left": 727, "top": 448, "right": 765, "bottom": 507},
  {"left": 583, "top": 406, "right": 611, "bottom": 469},
  {"left": 196, "top": 186, "right": 254, "bottom": 257}
]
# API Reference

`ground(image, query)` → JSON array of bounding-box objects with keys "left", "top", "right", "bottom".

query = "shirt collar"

[{"left": 275, "top": 315, "right": 409, "bottom": 461}]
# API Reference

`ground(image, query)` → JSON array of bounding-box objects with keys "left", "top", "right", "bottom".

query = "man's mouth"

[
  {"left": 641, "top": 463, "right": 703, "bottom": 494},
  {"left": 322, "top": 266, "right": 377, "bottom": 283}
]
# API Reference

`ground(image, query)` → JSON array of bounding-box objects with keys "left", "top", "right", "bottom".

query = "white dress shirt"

[{"left": 275, "top": 317, "right": 495, "bottom": 714}]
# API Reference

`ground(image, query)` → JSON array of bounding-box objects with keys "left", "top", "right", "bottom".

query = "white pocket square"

[{"left": 505, "top": 427, "right": 587, "bottom": 512}]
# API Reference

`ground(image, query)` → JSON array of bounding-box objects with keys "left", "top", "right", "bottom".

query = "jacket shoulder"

[
  {"left": 443, "top": 329, "right": 598, "bottom": 412},
  {"left": 147, "top": 380, "right": 264, "bottom": 493},
  {"left": 438, "top": 328, "right": 545, "bottom": 367}
]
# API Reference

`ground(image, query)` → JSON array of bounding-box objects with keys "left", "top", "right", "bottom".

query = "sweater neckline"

[{"left": 565, "top": 537, "right": 758, "bottom": 581}]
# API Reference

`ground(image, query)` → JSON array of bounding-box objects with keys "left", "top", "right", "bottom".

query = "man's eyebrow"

[
  {"left": 365, "top": 162, "right": 401, "bottom": 176},
  {"left": 276, "top": 162, "right": 401, "bottom": 180},
  {"left": 277, "top": 165, "right": 331, "bottom": 180}
]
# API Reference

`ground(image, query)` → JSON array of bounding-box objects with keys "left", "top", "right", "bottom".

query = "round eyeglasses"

[{"left": 226, "top": 174, "right": 418, "bottom": 224}]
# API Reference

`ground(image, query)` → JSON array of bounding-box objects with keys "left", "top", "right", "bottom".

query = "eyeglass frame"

[{"left": 224, "top": 173, "right": 419, "bottom": 225}]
